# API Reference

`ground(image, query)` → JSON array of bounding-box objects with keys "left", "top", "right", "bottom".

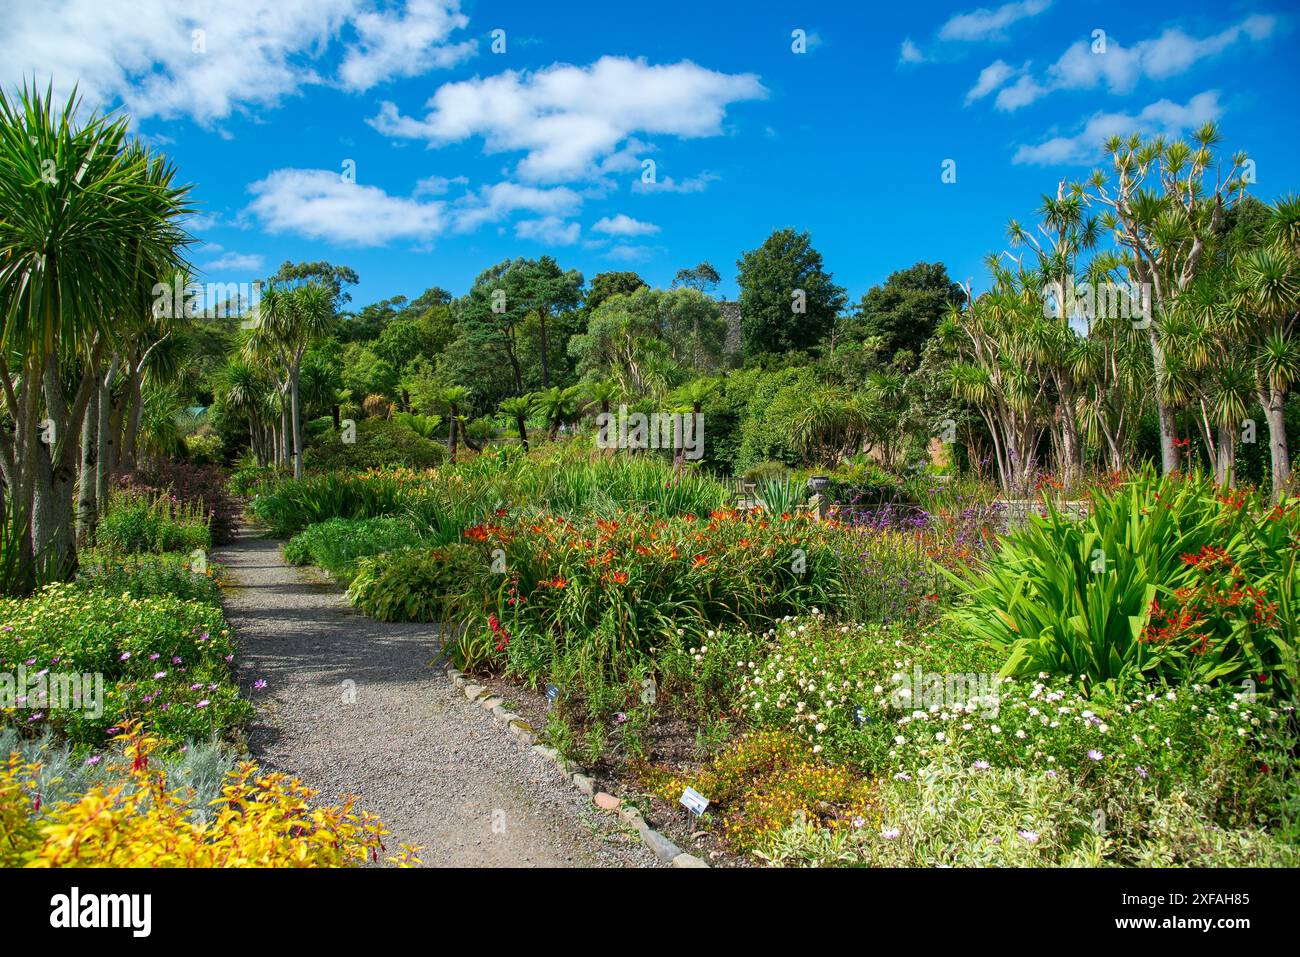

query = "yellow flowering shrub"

[
  {"left": 0, "top": 725, "right": 419, "bottom": 868},
  {"left": 640, "top": 730, "right": 877, "bottom": 854}
]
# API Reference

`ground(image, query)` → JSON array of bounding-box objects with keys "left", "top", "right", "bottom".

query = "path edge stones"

[{"left": 445, "top": 665, "right": 709, "bottom": 869}]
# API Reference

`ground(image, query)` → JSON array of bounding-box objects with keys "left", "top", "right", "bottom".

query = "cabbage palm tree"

[
  {"left": 791, "top": 386, "right": 871, "bottom": 466},
  {"left": 1232, "top": 237, "right": 1300, "bottom": 498},
  {"left": 0, "top": 84, "right": 190, "bottom": 587},
  {"left": 941, "top": 281, "right": 1049, "bottom": 495},
  {"left": 244, "top": 282, "right": 334, "bottom": 478},
  {"left": 218, "top": 359, "right": 276, "bottom": 465},
  {"left": 136, "top": 384, "right": 185, "bottom": 466}
]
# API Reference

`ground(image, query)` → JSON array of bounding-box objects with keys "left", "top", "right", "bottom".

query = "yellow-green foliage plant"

[{"left": 0, "top": 724, "right": 420, "bottom": 867}]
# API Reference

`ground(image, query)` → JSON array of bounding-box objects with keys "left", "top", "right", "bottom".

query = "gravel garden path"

[{"left": 214, "top": 528, "right": 658, "bottom": 868}]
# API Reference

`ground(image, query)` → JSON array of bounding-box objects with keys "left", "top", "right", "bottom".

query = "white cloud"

[
  {"left": 338, "top": 0, "right": 476, "bottom": 92},
  {"left": 994, "top": 73, "right": 1048, "bottom": 110},
  {"left": 414, "top": 174, "right": 469, "bottom": 196},
  {"left": 0, "top": 0, "right": 473, "bottom": 126},
  {"left": 605, "top": 244, "right": 655, "bottom": 263},
  {"left": 965, "top": 59, "right": 1017, "bottom": 102},
  {"left": 369, "top": 56, "right": 766, "bottom": 182},
  {"left": 939, "top": 0, "right": 1051, "bottom": 43},
  {"left": 205, "top": 251, "right": 265, "bottom": 271},
  {"left": 450, "top": 182, "right": 583, "bottom": 233},
  {"left": 184, "top": 211, "right": 221, "bottom": 232},
  {"left": 515, "top": 217, "right": 580, "bottom": 246},
  {"left": 631, "top": 171, "right": 719, "bottom": 194},
  {"left": 899, "top": 39, "right": 926, "bottom": 64},
  {"left": 992, "top": 15, "right": 1276, "bottom": 111},
  {"left": 1012, "top": 91, "right": 1222, "bottom": 166},
  {"left": 591, "top": 214, "right": 660, "bottom": 237},
  {"left": 246, "top": 168, "right": 445, "bottom": 245},
  {"left": 243, "top": 169, "right": 590, "bottom": 245}
]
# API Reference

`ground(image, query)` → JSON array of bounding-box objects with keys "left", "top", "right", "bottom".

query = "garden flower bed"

[{"left": 252, "top": 455, "right": 1300, "bottom": 866}]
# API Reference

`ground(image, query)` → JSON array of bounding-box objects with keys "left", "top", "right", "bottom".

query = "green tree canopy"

[
  {"left": 842, "top": 261, "right": 964, "bottom": 364},
  {"left": 584, "top": 271, "right": 648, "bottom": 315},
  {"left": 736, "top": 228, "right": 845, "bottom": 358}
]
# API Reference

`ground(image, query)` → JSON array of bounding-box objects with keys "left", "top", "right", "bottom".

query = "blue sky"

[{"left": 3, "top": 0, "right": 1297, "bottom": 308}]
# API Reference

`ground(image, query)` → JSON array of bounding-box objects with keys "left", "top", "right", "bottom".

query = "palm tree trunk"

[
  {"left": 37, "top": 357, "right": 98, "bottom": 580},
  {"left": 1059, "top": 403, "right": 1081, "bottom": 493},
  {"left": 515, "top": 415, "right": 529, "bottom": 451},
  {"left": 95, "top": 355, "right": 120, "bottom": 507},
  {"left": 280, "top": 400, "right": 291, "bottom": 468},
  {"left": 1, "top": 354, "right": 45, "bottom": 593},
  {"left": 538, "top": 309, "right": 550, "bottom": 388},
  {"left": 1214, "top": 424, "right": 1235, "bottom": 487},
  {"left": 290, "top": 365, "right": 304, "bottom": 479},
  {"left": 77, "top": 387, "right": 99, "bottom": 545},
  {"left": 1148, "top": 330, "right": 1180, "bottom": 474},
  {"left": 120, "top": 360, "right": 143, "bottom": 471},
  {"left": 1263, "top": 387, "right": 1291, "bottom": 501}
]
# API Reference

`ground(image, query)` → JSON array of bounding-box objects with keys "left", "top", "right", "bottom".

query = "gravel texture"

[{"left": 214, "top": 528, "right": 660, "bottom": 868}]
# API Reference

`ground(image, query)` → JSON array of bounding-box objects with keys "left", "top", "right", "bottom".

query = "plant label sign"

[
  {"left": 545, "top": 685, "right": 559, "bottom": 709},
  {"left": 854, "top": 706, "right": 870, "bottom": 725},
  {"left": 679, "top": 786, "right": 709, "bottom": 816}
]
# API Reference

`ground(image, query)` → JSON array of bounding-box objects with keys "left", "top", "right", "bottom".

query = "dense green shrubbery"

[
  {"left": 76, "top": 550, "right": 224, "bottom": 605},
  {"left": 250, "top": 452, "right": 731, "bottom": 541},
  {"left": 250, "top": 471, "right": 415, "bottom": 537},
  {"left": 0, "top": 584, "right": 250, "bottom": 747},
  {"left": 304, "top": 417, "right": 446, "bottom": 472},
  {"left": 228, "top": 461, "right": 284, "bottom": 499},
  {"left": 96, "top": 489, "right": 212, "bottom": 554},
  {"left": 517, "top": 456, "right": 729, "bottom": 518},
  {"left": 947, "top": 471, "right": 1300, "bottom": 694},
  {"left": 347, "top": 546, "right": 482, "bottom": 622},
  {"left": 824, "top": 460, "right": 914, "bottom": 506},
  {"left": 183, "top": 430, "right": 224, "bottom": 465},
  {"left": 283, "top": 517, "right": 427, "bottom": 582}
]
